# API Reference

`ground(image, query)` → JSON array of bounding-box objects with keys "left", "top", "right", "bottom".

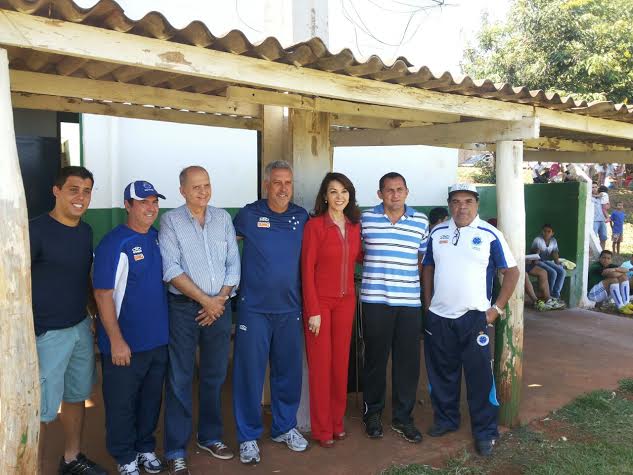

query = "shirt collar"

[
  {"left": 448, "top": 215, "right": 482, "bottom": 230},
  {"left": 372, "top": 203, "right": 417, "bottom": 220},
  {"left": 184, "top": 204, "right": 211, "bottom": 221},
  {"left": 323, "top": 212, "right": 350, "bottom": 227}
]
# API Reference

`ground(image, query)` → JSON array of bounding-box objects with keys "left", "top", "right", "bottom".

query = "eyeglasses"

[{"left": 452, "top": 227, "right": 460, "bottom": 246}]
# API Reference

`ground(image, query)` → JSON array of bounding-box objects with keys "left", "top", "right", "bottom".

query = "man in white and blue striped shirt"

[{"left": 360, "top": 172, "right": 429, "bottom": 444}]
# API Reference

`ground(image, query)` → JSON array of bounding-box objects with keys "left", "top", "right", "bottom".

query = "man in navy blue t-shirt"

[
  {"left": 93, "top": 181, "right": 169, "bottom": 475},
  {"left": 232, "top": 161, "right": 310, "bottom": 464},
  {"left": 30, "top": 166, "right": 106, "bottom": 475}
]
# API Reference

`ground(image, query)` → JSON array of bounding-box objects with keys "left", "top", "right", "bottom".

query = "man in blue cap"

[{"left": 93, "top": 180, "right": 169, "bottom": 475}]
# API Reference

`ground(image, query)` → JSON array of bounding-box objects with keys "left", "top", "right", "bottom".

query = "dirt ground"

[{"left": 41, "top": 307, "right": 633, "bottom": 475}]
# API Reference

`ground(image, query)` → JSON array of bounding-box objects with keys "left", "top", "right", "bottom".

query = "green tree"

[{"left": 461, "top": 0, "right": 633, "bottom": 103}]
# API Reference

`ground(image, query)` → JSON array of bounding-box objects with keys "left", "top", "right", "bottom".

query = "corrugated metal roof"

[{"left": 1, "top": 0, "right": 632, "bottom": 126}]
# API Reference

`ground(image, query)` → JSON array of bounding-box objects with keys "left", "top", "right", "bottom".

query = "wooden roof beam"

[
  {"left": 12, "top": 92, "right": 262, "bottom": 130},
  {"left": 524, "top": 150, "right": 633, "bottom": 164},
  {"left": 9, "top": 70, "right": 261, "bottom": 117},
  {"left": 0, "top": 11, "right": 632, "bottom": 140},
  {"left": 331, "top": 118, "right": 540, "bottom": 147},
  {"left": 226, "top": 86, "right": 458, "bottom": 124}
]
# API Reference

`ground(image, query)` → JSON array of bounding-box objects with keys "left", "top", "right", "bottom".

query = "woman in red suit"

[{"left": 301, "top": 172, "right": 362, "bottom": 448}]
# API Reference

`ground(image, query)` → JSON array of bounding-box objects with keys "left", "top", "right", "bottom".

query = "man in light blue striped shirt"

[
  {"left": 158, "top": 166, "right": 240, "bottom": 473},
  {"left": 360, "top": 172, "right": 429, "bottom": 444}
]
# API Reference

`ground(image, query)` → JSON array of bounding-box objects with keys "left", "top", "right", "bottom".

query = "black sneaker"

[
  {"left": 363, "top": 413, "right": 383, "bottom": 438},
  {"left": 58, "top": 453, "right": 108, "bottom": 474},
  {"left": 427, "top": 424, "right": 458, "bottom": 438},
  {"left": 475, "top": 439, "right": 496, "bottom": 457},
  {"left": 391, "top": 422, "right": 423, "bottom": 443}
]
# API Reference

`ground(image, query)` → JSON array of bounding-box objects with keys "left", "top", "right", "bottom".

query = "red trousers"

[{"left": 304, "top": 295, "right": 355, "bottom": 441}]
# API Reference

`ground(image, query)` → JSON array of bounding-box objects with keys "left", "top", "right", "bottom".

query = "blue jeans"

[
  {"left": 537, "top": 260, "right": 566, "bottom": 298},
  {"left": 164, "top": 295, "right": 232, "bottom": 460}
]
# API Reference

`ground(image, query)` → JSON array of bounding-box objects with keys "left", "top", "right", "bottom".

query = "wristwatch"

[{"left": 492, "top": 303, "right": 504, "bottom": 316}]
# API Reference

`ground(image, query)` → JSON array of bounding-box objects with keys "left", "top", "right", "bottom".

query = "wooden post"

[
  {"left": 493, "top": 140, "right": 525, "bottom": 427},
  {"left": 0, "top": 47, "right": 40, "bottom": 474},
  {"left": 290, "top": 109, "right": 332, "bottom": 431}
]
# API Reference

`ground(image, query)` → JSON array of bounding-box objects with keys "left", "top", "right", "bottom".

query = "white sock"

[
  {"left": 609, "top": 283, "right": 624, "bottom": 307},
  {"left": 620, "top": 280, "right": 630, "bottom": 303}
]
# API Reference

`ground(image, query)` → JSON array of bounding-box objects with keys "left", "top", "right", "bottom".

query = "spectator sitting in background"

[
  {"left": 526, "top": 258, "right": 561, "bottom": 310},
  {"left": 587, "top": 250, "right": 633, "bottom": 314},
  {"left": 428, "top": 207, "right": 449, "bottom": 231},
  {"left": 531, "top": 162, "right": 549, "bottom": 183},
  {"left": 524, "top": 271, "right": 553, "bottom": 311},
  {"left": 620, "top": 255, "right": 633, "bottom": 279},
  {"left": 610, "top": 201, "right": 626, "bottom": 255},
  {"left": 530, "top": 224, "right": 567, "bottom": 308},
  {"left": 548, "top": 162, "right": 562, "bottom": 182}
]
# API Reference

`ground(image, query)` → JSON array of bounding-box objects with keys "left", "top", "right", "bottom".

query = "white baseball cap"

[{"left": 448, "top": 183, "right": 479, "bottom": 198}]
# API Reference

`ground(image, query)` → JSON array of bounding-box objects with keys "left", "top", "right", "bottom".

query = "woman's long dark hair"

[{"left": 312, "top": 172, "right": 361, "bottom": 224}]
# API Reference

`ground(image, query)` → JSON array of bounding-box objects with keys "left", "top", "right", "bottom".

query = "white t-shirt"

[
  {"left": 531, "top": 236, "right": 558, "bottom": 260},
  {"left": 423, "top": 217, "right": 517, "bottom": 319}
]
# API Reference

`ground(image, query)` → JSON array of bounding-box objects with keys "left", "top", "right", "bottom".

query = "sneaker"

[
  {"left": 554, "top": 298, "right": 567, "bottom": 309},
  {"left": 271, "top": 427, "right": 309, "bottom": 452},
  {"left": 166, "top": 458, "right": 189, "bottom": 475},
  {"left": 391, "top": 422, "right": 423, "bottom": 443},
  {"left": 239, "top": 440, "right": 261, "bottom": 464},
  {"left": 363, "top": 413, "right": 383, "bottom": 438},
  {"left": 545, "top": 298, "right": 564, "bottom": 310},
  {"left": 427, "top": 424, "right": 458, "bottom": 437},
  {"left": 618, "top": 305, "right": 633, "bottom": 315},
  {"left": 137, "top": 452, "right": 166, "bottom": 473},
  {"left": 58, "top": 453, "right": 108, "bottom": 475},
  {"left": 534, "top": 300, "right": 551, "bottom": 311},
  {"left": 118, "top": 459, "right": 140, "bottom": 475},
  {"left": 196, "top": 441, "right": 234, "bottom": 460},
  {"left": 475, "top": 438, "right": 496, "bottom": 456}
]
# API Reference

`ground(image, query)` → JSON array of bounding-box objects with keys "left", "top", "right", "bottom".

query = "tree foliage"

[{"left": 461, "top": 0, "right": 633, "bottom": 103}]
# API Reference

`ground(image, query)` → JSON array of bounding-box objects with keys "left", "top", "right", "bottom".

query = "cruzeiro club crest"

[
  {"left": 472, "top": 236, "right": 482, "bottom": 246},
  {"left": 476, "top": 332, "right": 489, "bottom": 347}
]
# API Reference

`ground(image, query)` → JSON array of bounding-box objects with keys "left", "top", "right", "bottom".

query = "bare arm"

[
  {"left": 94, "top": 288, "right": 131, "bottom": 366},
  {"left": 487, "top": 266, "right": 520, "bottom": 324}
]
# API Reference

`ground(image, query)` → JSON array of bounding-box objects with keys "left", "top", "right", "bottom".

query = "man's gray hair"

[
  {"left": 263, "top": 160, "right": 293, "bottom": 182},
  {"left": 179, "top": 165, "right": 208, "bottom": 186}
]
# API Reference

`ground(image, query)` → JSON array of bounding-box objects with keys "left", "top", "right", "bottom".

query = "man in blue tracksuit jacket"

[{"left": 232, "top": 160, "right": 310, "bottom": 464}]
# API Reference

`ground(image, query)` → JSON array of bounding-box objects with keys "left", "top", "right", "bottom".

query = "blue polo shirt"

[
  {"left": 93, "top": 225, "right": 168, "bottom": 354},
  {"left": 233, "top": 199, "right": 309, "bottom": 314}
]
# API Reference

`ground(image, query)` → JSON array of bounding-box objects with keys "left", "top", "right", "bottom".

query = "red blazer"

[{"left": 301, "top": 213, "right": 362, "bottom": 317}]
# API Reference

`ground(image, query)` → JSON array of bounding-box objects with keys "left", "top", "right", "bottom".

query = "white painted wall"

[
  {"left": 83, "top": 115, "right": 258, "bottom": 209},
  {"left": 334, "top": 145, "right": 458, "bottom": 206}
]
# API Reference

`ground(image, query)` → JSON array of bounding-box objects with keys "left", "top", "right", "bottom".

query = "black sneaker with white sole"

[{"left": 391, "top": 422, "right": 423, "bottom": 443}]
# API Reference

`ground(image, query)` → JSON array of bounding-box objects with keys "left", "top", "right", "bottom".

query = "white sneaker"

[
  {"left": 117, "top": 459, "right": 140, "bottom": 475},
  {"left": 271, "top": 427, "right": 309, "bottom": 452},
  {"left": 137, "top": 452, "right": 166, "bottom": 474},
  {"left": 239, "top": 440, "right": 261, "bottom": 464}
]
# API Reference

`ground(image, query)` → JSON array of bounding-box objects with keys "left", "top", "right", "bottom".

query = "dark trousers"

[
  {"left": 232, "top": 308, "right": 303, "bottom": 443},
  {"left": 424, "top": 310, "right": 499, "bottom": 441},
  {"left": 101, "top": 345, "right": 168, "bottom": 466},
  {"left": 362, "top": 303, "right": 421, "bottom": 425},
  {"left": 164, "top": 295, "right": 232, "bottom": 460}
]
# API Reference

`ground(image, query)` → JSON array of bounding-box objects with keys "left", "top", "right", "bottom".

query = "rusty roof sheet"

[{"left": 1, "top": 0, "right": 632, "bottom": 126}]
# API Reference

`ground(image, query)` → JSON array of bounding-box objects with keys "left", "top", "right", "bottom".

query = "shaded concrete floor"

[{"left": 41, "top": 308, "right": 633, "bottom": 474}]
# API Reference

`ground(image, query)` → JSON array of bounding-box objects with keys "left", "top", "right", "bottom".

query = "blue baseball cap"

[{"left": 124, "top": 181, "right": 166, "bottom": 201}]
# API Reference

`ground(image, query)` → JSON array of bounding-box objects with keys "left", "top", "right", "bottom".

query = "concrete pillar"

[
  {"left": 493, "top": 140, "right": 525, "bottom": 427},
  {"left": 0, "top": 47, "right": 40, "bottom": 474}
]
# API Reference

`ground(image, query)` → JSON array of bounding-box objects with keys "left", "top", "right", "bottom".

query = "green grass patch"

[{"left": 385, "top": 383, "right": 633, "bottom": 475}]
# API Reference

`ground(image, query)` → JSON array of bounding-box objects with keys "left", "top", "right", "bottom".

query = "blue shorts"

[
  {"left": 593, "top": 221, "right": 608, "bottom": 242},
  {"left": 36, "top": 317, "right": 96, "bottom": 422}
]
